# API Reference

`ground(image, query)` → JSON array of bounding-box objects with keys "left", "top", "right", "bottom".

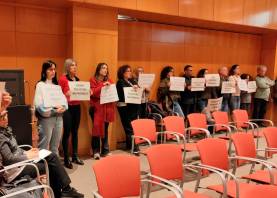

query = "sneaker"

[
  {"left": 100, "top": 150, "right": 111, "bottom": 157},
  {"left": 61, "top": 187, "right": 84, "bottom": 198},
  {"left": 93, "top": 153, "right": 100, "bottom": 160}
]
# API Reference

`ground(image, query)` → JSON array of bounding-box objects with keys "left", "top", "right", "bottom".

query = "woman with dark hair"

[
  {"left": 196, "top": 68, "right": 217, "bottom": 112},
  {"left": 89, "top": 63, "right": 115, "bottom": 160},
  {"left": 157, "top": 66, "right": 184, "bottom": 116},
  {"left": 58, "top": 58, "right": 83, "bottom": 168},
  {"left": 34, "top": 60, "right": 67, "bottom": 156},
  {"left": 240, "top": 73, "right": 252, "bottom": 114},
  {"left": 228, "top": 64, "right": 241, "bottom": 111},
  {"left": 116, "top": 65, "right": 139, "bottom": 152}
]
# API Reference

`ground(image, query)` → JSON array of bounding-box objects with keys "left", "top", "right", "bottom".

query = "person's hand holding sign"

[
  {"left": 1, "top": 92, "right": 12, "bottom": 113},
  {"left": 103, "top": 81, "right": 110, "bottom": 86},
  {"left": 133, "top": 85, "right": 139, "bottom": 91},
  {"left": 56, "top": 105, "right": 65, "bottom": 114}
]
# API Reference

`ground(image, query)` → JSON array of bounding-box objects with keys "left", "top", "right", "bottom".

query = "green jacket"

[{"left": 254, "top": 76, "right": 275, "bottom": 101}]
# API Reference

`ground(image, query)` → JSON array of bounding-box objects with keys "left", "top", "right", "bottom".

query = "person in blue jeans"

[
  {"left": 34, "top": 60, "right": 68, "bottom": 156},
  {"left": 217, "top": 66, "right": 231, "bottom": 112},
  {"left": 157, "top": 66, "right": 184, "bottom": 117}
]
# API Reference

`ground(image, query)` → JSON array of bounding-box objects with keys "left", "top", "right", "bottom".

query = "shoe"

[
  {"left": 64, "top": 159, "right": 73, "bottom": 169},
  {"left": 72, "top": 157, "right": 84, "bottom": 165},
  {"left": 61, "top": 187, "right": 84, "bottom": 198},
  {"left": 93, "top": 153, "right": 100, "bottom": 160},
  {"left": 100, "top": 150, "right": 110, "bottom": 157}
]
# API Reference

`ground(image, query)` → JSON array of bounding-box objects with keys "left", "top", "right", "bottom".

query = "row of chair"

[{"left": 92, "top": 127, "right": 277, "bottom": 198}]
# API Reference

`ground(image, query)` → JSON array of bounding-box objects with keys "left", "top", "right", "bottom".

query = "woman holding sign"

[
  {"left": 34, "top": 60, "right": 68, "bottom": 156},
  {"left": 240, "top": 74, "right": 253, "bottom": 114},
  {"left": 58, "top": 58, "right": 83, "bottom": 169},
  {"left": 116, "top": 65, "right": 140, "bottom": 153},
  {"left": 90, "top": 63, "right": 115, "bottom": 160},
  {"left": 228, "top": 64, "right": 241, "bottom": 111}
]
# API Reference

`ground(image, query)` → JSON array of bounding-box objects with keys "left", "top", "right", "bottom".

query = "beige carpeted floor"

[{"left": 66, "top": 135, "right": 277, "bottom": 198}]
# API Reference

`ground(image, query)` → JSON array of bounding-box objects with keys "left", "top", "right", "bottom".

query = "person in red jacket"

[
  {"left": 90, "top": 63, "right": 115, "bottom": 160},
  {"left": 58, "top": 58, "right": 84, "bottom": 169}
]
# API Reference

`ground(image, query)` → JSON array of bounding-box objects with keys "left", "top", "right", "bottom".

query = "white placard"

[
  {"left": 221, "top": 81, "right": 235, "bottom": 94},
  {"left": 100, "top": 84, "right": 119, "bottom": 104},
  {"left": 191, "top": 78, "right": 205, "bottom": 91},
  {"left": 205, "top": 74, "right": 220, "bottom": 87},
  {"left": 42, "top": 84, "right": 67, "bottom": 107},
  {"left": 138, "top": 74, "right": 155, "bottom": 88},
  {"left": 238, "top": 79, "right": 248, "bottom": 91},
  {"left": 69, "top": 81, "right": 90, "bottom": 101},
  {"left": 247, "top": 81, "right": 257, "bottom": 93},
  {"left": 169, "top": 77, "right": 186, "bottom": 91},
  {"left": 207, "top": 97, "right": 223, "bottom": 111},
  {"left": 0, "top": 82, "right": 6, "bottom": 108},
  {"left": 33, "top": 149, "right": 52, "bottom": 163},
  {"left": 123, "top": 87, "right": 143, "bottom": 104}
]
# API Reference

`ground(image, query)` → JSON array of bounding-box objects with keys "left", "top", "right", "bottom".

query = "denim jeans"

[
  {"left": 38, "top": 116, "right": 63, "bottom": 156},
  {"left": 221, "top": 98, "right": 229, "bottom": 112},
  {"left": 230, "top": 96, "right": 240, "bottom": 112},
  {"left": 173, "top": 101, "right": 184, "bottom": 117},
  {"left": 197, "top": 99, "right": 207, "bottom": 112}
]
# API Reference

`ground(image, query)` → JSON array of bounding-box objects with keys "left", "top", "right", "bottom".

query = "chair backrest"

[
  {"left": 232, "top": 109, "right": 249, "bottom": 128},
  {"left": 240, "top": 185, "right": 277, "bottom": 198},
  {"left": 131, "top": 119, "right": 157, "bottom": 144},
  {"left": 231, "top": 132, "right": 256, "bottom": 165},
  {"left": 93, "top": 155, "right": 141, "bottom": 198},
  {"left": 146, "top": 144, "right": 183, "bottom": 181},
  {"left": 197, "top": 138, "right": 229, "bottom": 171},
  {"left": 187, "top": 113, "right": 207, "bottom": 135},
  {"left": 262, "top": 127, "right": 277, "bottom": 157},
  {"left": 163, "top": 116, "right": 185, "bottom": 139},
  {"left": 212, "top": 111, "right": 229, "bottom": 132}
]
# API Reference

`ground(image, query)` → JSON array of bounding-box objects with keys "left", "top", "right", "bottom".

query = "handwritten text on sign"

[
  {"left": 170, "top": 77, "right": 186, "bottom": 91},
  {"left": 138, "top": 74, "right": 155, "bottom": 88},
  {"left": 42, "top": 84, "right": 67, "bottom": 107},
  {"left": 207, "top": 97, "right": 223, "bottom": 111},
  {"left": 205, "top": 74, "right": 220, "bottom": 87},
  {"left": 191, "top": 78, "right": 205, "bottom": 91},
  {"left": 123, "top": 87, "right": 143, "bottom": 104},
  {"left": 221, "top": 81, "right": 235, "bottom": 94},
  {"left": 69, "top": 81, "right": 90, "bottom": 101},
  {"left": 100, "top": 84, "right": 119, "bottom": 104}
]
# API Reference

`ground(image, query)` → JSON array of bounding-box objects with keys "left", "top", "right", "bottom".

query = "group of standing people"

[{"left": 32, "top": 60, "right": 276, "bottom": 166}]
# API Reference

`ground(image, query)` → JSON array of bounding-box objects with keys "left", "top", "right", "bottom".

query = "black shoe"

[
  {"left": 100, "top": 150, "right": 110, "bottom": 157},
  {"left": 64, "top": 159, "right": 73, "bottom": 169},
  {"left": 61, "top": 187, "right": 84, "bottom": 198},
  {"left": 72, "top": 157, "right": 84, "bottom": 165}
]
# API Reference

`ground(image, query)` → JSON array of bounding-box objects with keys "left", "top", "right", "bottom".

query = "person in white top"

[
  {"left": 34, "top": 60, "right": 68, "bottom": 156},
  {"left": 228, "top": 64, "right": 241, "bottom": 112}
]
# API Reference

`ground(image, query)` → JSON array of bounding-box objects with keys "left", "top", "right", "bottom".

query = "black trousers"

[
  {"left": 91, "top": 122, "right": 109, "bottom": 154},
  {"left": 15, "top": 153, "right": 71, "bottom": 198},
  {"left": 181, "top": 103, "right": 195, "bottom": 118},
  {"left": 138, "top": 103, "right": 147, "bottom": 118},
  {"left": 62, "top": 105, "right": 81, "bottom": 160},
  {"left": 117, "top": 105, "right": 139, "bottom": 150},
  {"left": 252, "top": 98, "right": 268, "bottom": 121}
]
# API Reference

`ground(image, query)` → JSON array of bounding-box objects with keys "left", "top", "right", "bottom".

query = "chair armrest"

[
  {"left": 229, "top": 156, "right": 275, "bottom": 184},
  {"left": 184, "top": 164, "right": 237, "bottom": 198},
  {"left": 1, "top": 184, "right": 54, "bottom": 198},
  {"left": 157, "top": 131, "right": 181, "bottom": 142},
  {"left": 147, "top": 174, "right": 183, "bottom": 196},
  {"left": 148, "top": 113, "right": 163, "bottom": 121},
  {"left": 132, "top": 135, "right": 152, "bottom": 146},
  {"left": 185, "top": 127, "right": 210, "bottom": 137},
  {"left": 1, "top": 161, "right": 41, "bottom": 180},
  {"left": 141, "top": 179, "right": 182, "bottom": 198},
  {"left": 93, "top": 191, "right": 103, "bottom": 198},
  {"left": 249, "top": 119, "right": 274, "bottom": 126}
]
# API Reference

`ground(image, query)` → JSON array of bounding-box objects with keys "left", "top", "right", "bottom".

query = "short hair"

[
  {"left": 160, "top": 66, "right": 173, "bottom": 80},
  {"left": 117, "top": 65, "right": 131, "bottom": 79},
  {"left": 241, "top": 73, "right": 253, "bottom": 81},
  {"left": 257, "top": 65, "right": 267, "bottom": 71},
  {"left": 229, "top": 64, "right": 239, "bottom": 76},
  {"left": 184, "top": 65, "right": 192, "bottom": 71},
  {"left": 197, "top": 68, "right": 207, "bottom": 78},
  {"left": 218, "top": 66, "right": 227, "bottom": 73},
  {"left": 64, "top": 58, "right": 77, "bottom": 74}
]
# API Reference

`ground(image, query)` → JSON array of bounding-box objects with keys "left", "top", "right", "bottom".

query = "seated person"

[
  {"left": 0, "top": 92, "right": 12, "bottom": 113},
  {"left": 201, "top": 106, "right": 216, "bottom": 134},
  {"left": 0, "top": 110, "right": 84, "bottom": 198}
]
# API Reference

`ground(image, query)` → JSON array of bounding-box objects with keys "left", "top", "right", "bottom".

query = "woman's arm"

[{"left": 0, "top": 143, "right": 28, "bottom": 165}]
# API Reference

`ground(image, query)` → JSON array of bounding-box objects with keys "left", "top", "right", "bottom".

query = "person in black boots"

[
  {"left": 0, "top": 111, "right": 84, "bottom": 198},
  {"left": 116, "top": 65, "right": 140, "bottom": 153},
  {"left": 59, "top": 58, "right": 84, "bottom": 168}
]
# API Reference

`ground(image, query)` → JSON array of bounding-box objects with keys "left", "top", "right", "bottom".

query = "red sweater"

[{"left": 58, "top": 74, "right": 81, "bottom": 106}]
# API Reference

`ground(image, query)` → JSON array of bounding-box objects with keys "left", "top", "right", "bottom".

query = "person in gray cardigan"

[
  {"left": 252, "top": 65, "right": 275, "bottom": 126},
  {"left": 0, "top": 111, "right": 83, "bottom": 198}
]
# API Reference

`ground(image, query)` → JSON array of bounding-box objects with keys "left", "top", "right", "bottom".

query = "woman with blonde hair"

[{"left": 58, "top": 58, "right": 83, "bottom": 169}]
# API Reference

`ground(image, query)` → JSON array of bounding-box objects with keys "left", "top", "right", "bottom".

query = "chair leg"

[
  {"left": 131, "top": 136, "right": 135, "bottom": 154},
  {"left": 194, "top": 170, "right": 201, "bottom": 193}
]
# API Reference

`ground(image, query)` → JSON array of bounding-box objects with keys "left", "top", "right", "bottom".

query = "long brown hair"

[{"left": 94, "top": 63, "right": 109, "bottom": 81}]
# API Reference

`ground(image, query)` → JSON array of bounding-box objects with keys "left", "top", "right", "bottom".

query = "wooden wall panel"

[
  {"left": 0, "top": 5, "right": 15, "bottom": 31},
  {"left": 84, "top": 0, "right": 137, "bottom": 10},
  {"left": 179, "top": 0, "right": 214, "bottom": 21},
  {"left": 244, "top": 0, "right": 270, "bottom": 27},
  {"left": 214, "top": 0, "right": 244, "bottom": 24},
  {"left": 137, "top": 0, "right": 179, "bottom": 16}
]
